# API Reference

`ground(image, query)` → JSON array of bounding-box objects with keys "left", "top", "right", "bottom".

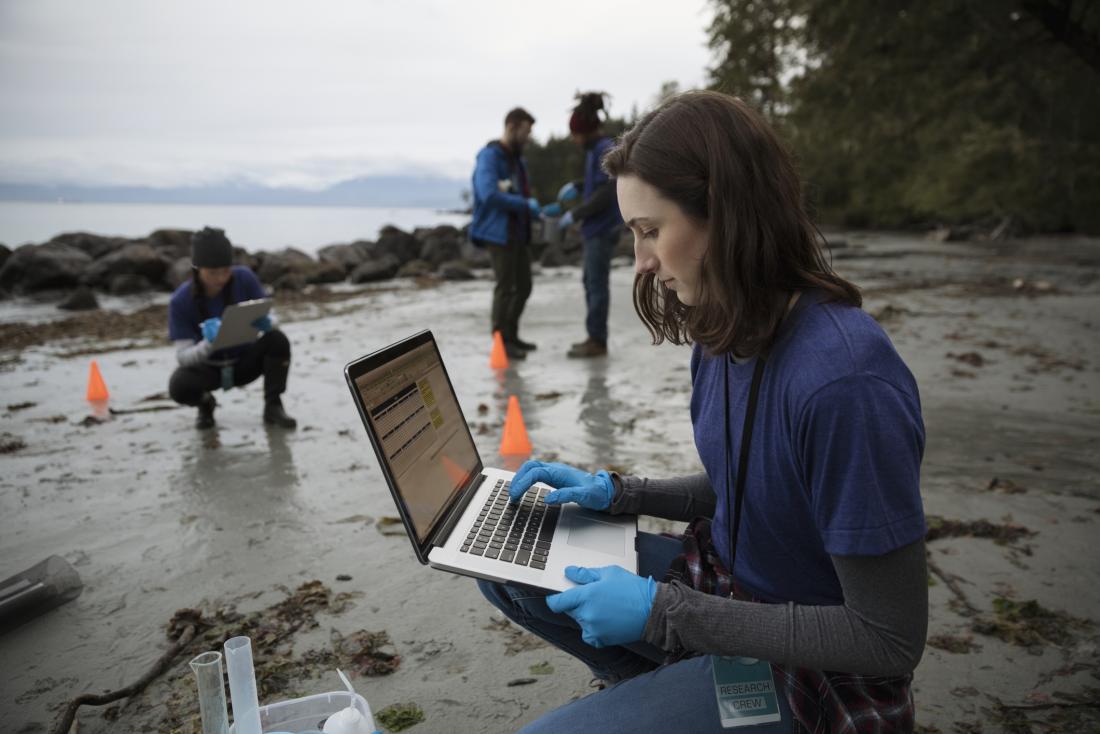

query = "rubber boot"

[
  {"left": 262, "top": 355, "right": 296, "bottom": 428},
  {"left": 196, "top": 392, "right": 216, "bottom": 430},
  {"left": 263, "top": 397, "right": 297, "bottom": 429}
]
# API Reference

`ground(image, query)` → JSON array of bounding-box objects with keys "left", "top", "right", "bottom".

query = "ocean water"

[{"left": 0, "top": 201, "right": 470, "bottom": 255}]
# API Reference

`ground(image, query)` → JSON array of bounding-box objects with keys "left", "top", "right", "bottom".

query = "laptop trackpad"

[{"left": 566, "top": 512, "right": 625, "bottom": 557}]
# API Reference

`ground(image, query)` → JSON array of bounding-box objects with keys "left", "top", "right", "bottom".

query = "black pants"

[
  {"left": 488, "top": 243, "right": 532, "bottom": 342},
  {"left": 168, "top": 330, "right": 291, "bottom": 406}
]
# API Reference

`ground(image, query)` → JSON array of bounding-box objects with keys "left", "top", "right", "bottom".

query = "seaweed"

[
  {"left": 971, "top": 597, "right": 1093, "bottom": 648},
  {"left": 375, "top": 701, "right": 426, "bottom": 731},
  {"left": 925, "top": 515, "right": 1035, "bottom": 546}
]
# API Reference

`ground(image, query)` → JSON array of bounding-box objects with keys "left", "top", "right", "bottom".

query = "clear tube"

[
  {"left": 224, "top": 636, "right": 262, "bottom": 734},
  {"left": 188, "top": 651, "right": 229, "bottom": 734}
]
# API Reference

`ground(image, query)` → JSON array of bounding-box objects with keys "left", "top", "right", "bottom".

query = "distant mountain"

[{"left": 0, "top": 175, "right": 468, "bottom": 208}]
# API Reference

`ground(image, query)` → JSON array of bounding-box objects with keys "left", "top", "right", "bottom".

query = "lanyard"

[{"left": 723, "top": 353, "right": 767, "bottom": 597}]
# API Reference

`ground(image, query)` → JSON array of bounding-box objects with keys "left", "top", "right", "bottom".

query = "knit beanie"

[{"left": 191, "top": 227, "right": 233, "bottom": 268}]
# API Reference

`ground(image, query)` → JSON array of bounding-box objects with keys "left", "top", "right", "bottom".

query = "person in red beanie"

[{"left": 545, "top": 92, "right": 625, "bottom": 358}]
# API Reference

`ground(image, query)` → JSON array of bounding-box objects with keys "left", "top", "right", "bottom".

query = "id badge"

[
  {"left": 711, "top": 655, "right": 783, "bottom": 728},
  {"left": 220, "top": 365, "right": 234, "bottom": 391}
]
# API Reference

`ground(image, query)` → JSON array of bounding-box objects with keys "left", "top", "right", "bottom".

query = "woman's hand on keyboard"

[{"left": 509, "top": 461, "right": 614, "bottom": 510}]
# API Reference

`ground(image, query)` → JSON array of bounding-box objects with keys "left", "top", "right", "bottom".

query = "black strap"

[{"left": 723, "top": 353, "right": 767, "bottom": 597}]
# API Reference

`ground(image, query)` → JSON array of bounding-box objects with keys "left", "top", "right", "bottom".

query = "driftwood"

[
  {"left": 50, "top": 624, "right": 196, "bottom": 734},
  {"left": 926, "top": 555, "right": 980, "bottom": 616}
]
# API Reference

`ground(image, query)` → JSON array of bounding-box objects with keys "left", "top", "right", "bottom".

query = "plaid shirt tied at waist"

[{"left": 663, "top": 517, "right": 916, "bottom": 734}]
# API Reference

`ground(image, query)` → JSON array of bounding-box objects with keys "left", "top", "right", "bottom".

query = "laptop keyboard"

[{"left": 460, "top": 479, "right": 559, "bottom": 570}]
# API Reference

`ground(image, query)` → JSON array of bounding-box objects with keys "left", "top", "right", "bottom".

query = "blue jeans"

[
  {"left": 581, "top": 229, "right": 619, "bottom": 344},
  {"left": 477, "top": 532, "right": 793, "bottom": 732}
]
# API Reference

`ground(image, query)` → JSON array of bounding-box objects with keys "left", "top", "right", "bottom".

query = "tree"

[{"left": 707, "top": 0, "right": 1100, "bottom": 232}]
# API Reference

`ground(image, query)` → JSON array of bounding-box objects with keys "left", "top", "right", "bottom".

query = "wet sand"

[{"left": 2, "top": 232, "right": 1099, "bottom": 732}]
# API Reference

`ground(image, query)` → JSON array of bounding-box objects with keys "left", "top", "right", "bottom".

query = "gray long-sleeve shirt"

[{"left": 610, "top": 473, "right": 927, "bottom": 676}]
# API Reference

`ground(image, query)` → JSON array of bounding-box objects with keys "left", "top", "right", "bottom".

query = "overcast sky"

[{"left": 0, "top": 0, "right": 713, "bottom": 189}]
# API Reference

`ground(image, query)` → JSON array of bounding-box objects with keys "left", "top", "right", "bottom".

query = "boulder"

[
  {"left": 350, "top": 254, "right": 401, "bottom": 283},
  {"left": 47, "top": 232, "right": 131, "bottom": 260},
  {"left": 419, "top": 230, "right": 463, "bottom": 267},
  {"left": 58, "top": 286, "right": 100, "bottom": 311},
  {"left": 166, "top": 257, "right": 193, "bottom": 290},
  {"left": 438, "top": 260, "right": 475, "bottom": 281},
  {"left": 83, "top": 243, "right": 168, "bottom": 290},
  {"left": 304, "top": 260, "right": 346, "bottom": 284},
  {"left": 146, "top": 229, "right": 193, "bottom": 260},
  {"left": 373, "top": 226, "right": 420, "bottom": 265},
  {"left": 317, "top": 243, "right": 367, "bottom": 274},
  {"left": 927, "top": 226, "right": 973, "bottom": 243},
  {"left": 0, "top": 243, "right": 10, "bottom": 270},
  {"left": 540, "top": 239, "right": 583, "bottom": 267},
  {"left": 256, "top": 248, "right": 314, "bottom": 284},
  {"left": 396, "top": 259, "right": 433, "bottom": 278},
  {"left": 0, "top": 242, "right": 92, "bottom": 293},
  {"left": 459, "top": 240, "right": 491, "bottom": 268},
  {"left": 108, "top": 273, "right": 152, "bottom": 295}
]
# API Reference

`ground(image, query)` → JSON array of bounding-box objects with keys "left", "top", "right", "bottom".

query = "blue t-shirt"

[
  {"left": 581, "top": 136, "right": 623, "bottom": 240},
  {"left": 168, "top": 265, "right": 267, "bottom": 361},
  {"left": 691, "top": 291, "right": 926, "bottom": 606}
]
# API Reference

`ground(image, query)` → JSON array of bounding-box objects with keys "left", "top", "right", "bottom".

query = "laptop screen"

[{"left": 351, "top": 337, "right": 480, "bottom": 543}]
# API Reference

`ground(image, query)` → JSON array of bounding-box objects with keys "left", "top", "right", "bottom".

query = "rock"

[
  {"left": 396, "top": 259, "right": 433, "bottom": 278},
  {"left": 305, "top": 260, "right": 347, "bottom": 284},
  {"left": 927, "top": 226, "right": 973, "bottom": 243},
  {"left": 256, "top": 247, "right": 314, "bottom": 284},
  {"left": 83, "top": 243, "right": 168, "bottom": 289},
  {"left": 232, "top": 246, "right": 260, "bottom": 271},
  {"left": 166, "top": 257, "right": 193, "bottom": 290},
  {"left": 47, "top": 232, "right": 131, "bottom": 260},
  {"left": 0, "top": 243, "right": 10, "bottom": 270},
  {"left": 373, "top": 226, "right": 420, "bottom": 265},
  {"left": 0, "top": 241, "right": 92, "bottom": 293},
  {"left": 317, "top": 243, "right": 367, "bottom": 274},
  {"left": 438, "top": 260, "right": 475, "bottom": 281},
  {"left": 350, "top": 254, "right": 401, "bottom": 283},
  {"left": 540, "top": 240, "right": 583, "bottom": 267},
  {"left": 419, "top": 230, "right": 463, "bottom": 267},
  {"left": 58, "top": 286, "right": 100, "bottom": 311},
  {"left": 146, "top": 229, "right": 193, "bottom": 259},
  {"left": 108, "top": 273, "right": 152, "bottom": 295},
  {"left": 459, "top": 240, "right": 491, "bottom": 268}
]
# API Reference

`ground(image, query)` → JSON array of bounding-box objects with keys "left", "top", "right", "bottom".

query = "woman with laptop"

[
  {"left": 480, "top": 91, "right": 928, "bottom": 732},
  {"left": 167, "top": 227, "right": 297, "bottom": 430}
]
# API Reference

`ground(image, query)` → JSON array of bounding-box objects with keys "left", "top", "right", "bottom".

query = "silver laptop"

[{"left": 344, "top": 330, "right": 637, "bottom": 592}]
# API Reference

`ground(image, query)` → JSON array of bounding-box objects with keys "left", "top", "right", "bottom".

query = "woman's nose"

[{"left": 634, "top": 239, "right": 658, "bottom": 275}]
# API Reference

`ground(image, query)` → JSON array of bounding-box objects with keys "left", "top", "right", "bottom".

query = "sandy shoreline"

[{"left": 2, "top": 231, "right": 1099, "bottom": 733}]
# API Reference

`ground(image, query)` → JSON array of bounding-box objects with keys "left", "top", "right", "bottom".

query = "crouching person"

[{"left": 167, "top": 227, "right": 297, "bottom": 429}]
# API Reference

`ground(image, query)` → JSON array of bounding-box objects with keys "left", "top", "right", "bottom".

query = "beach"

[{"left": 2, "top": 230, "right": 1099, "bottom": 733}]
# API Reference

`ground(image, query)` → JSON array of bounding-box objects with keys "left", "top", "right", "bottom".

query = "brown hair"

[
  {"left": 603, "top": 90, "right": 860, "bottom": 357},
  {"left": 504, "top": 107, "right": 535, "bottom": 128}
]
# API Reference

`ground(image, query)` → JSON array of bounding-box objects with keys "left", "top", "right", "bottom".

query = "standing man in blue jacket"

[
  {"left": 469, "top": 107, "right": 542, "bottom": 360},
  {"left": 544, "top": 92, "right": 623, "bottom": 359}
]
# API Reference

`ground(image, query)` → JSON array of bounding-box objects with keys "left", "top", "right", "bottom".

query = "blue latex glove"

[
  {"left": 509, "top": 460, "right": 614, "bottom": 509},
  {"left": 541, "top": 202, "right": 563, "bottom": 218},
  {"left": 547, "top": 565, "right": 657, "bottom": 648},
  {"left": 527, "top": 197, "right": 541, "bottom": 216},
  {"left": 201, "top": 317, "right": 222, "bottom": 343},
  {"left": 560, "top": 210, "right": 575, "bottom": 228},
  {"left": 251, "top": 314, "right": 273, "bottom": 333},
  {"left": 558, "top": 182, "right": 579, "bottom": 202}
]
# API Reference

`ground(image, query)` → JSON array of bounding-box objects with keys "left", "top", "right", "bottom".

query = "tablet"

[{"left": 210, "top": 298, "right": 272, "bottom": 351}]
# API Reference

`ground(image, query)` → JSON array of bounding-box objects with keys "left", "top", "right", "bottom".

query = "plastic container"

[{"left": 228, "top": 691, "right": 374, "bottom": 734}]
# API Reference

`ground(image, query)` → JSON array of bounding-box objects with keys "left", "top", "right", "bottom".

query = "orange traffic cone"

[
  {"left": 86, "top": 360, "right": 110, "bottom": 402},
  {"left": 499, "top": 395, "right": 532, "bottom": 456},
  {"left": 489, "top": 330, "right": 509, "bottom": 370}
]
